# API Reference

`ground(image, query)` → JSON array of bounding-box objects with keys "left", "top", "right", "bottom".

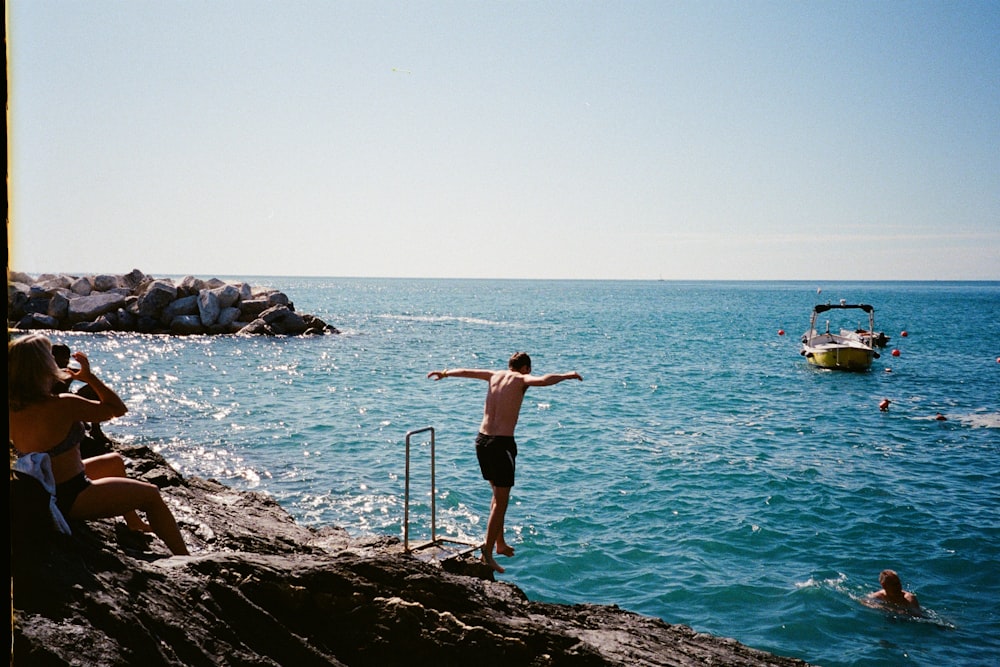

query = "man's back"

[{"left": 481, "top": 370, "right": 527, "bottom": 436}]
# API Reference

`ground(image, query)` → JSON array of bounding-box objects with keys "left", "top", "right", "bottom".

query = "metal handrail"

[
  {"left": 404, "top": 426, "right": 435, "bottom": 551},
  {"left": 403, "top": 426, "right": 480, "bottom": 558}
]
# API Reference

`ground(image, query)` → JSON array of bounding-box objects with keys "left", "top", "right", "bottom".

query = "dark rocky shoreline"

[{"left": 10, "top": 437, "right": 814, "bottom": 666}]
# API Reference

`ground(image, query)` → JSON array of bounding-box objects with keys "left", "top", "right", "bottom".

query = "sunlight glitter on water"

[{"left": 30, "top": 279, "right": 1000, "bottom": 667}]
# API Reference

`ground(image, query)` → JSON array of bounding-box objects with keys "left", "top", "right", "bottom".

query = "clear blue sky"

[{"left": 8, "top": 1, "right": 999, "bottom": 280}]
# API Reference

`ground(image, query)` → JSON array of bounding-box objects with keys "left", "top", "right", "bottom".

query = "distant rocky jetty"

[
  {"left": 10, "top": 438, "right": 814, "bottom": 667},
  {"left": 7, "top": 269, "right": 338, "bottom": 336}
]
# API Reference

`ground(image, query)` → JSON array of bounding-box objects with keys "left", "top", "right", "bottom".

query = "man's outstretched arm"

[
  {"left": 427, "top": 368, "right": 494, "bottom": 381},
  {"left": 524, "top": 372, "right": 583, "bottom": 387}
]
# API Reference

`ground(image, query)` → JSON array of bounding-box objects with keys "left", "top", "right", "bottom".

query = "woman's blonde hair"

[{"left": 8, "top": 333, "right": 69, "bottom": 411}]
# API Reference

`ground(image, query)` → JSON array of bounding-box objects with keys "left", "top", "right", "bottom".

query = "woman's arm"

[{"left": 65, "top": 352, "right": 128, "bottom": 420}]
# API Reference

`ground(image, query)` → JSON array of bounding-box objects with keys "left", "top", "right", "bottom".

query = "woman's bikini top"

[{"left": 12, "top": 421, "right": 85, "bottom": 458}]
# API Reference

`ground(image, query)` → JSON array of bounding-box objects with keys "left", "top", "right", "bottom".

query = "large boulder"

[
  {"left": 35, "top": 274, "right": 73, "bottom": 292},
  {"left": 15, "top": 313, "right": 61, "bottom": 330},
  {"left": 170, "top": 315, "right": 205, "bottom": 335},
  {"left": 8, "top": 270, "right": 34, "bottom": 284},
  {"left": 120, "top": 268, "right": 148, "bottom": 291},
  {"left": 197, "top": 289, "right": 221, "bottom": 327},
  {"left": 217, "top": 306, "right": 241, "bottom": 329},
  {"left": 93, "top": 274, "right": 121, "bottom": 292},
  {"left": 67, "top": 292, "right": 128, "bottom": 325},
  {"left": 302, "top": 313, "right": 340, "bottom": 335},
  {"left": 70, "top": 276, "right": 93, "bottom": 296},
  {"left": 47, "top": 292, "right": 71, "bottom": 320},
  {"left": 213, "top": 284, "right": 242, "bottom": 309},
  {"left": 239, "top": 298, "right": 272, "bottom": 320},
  {"left": 73, "top": 315, "right": 115, "bottom": 333},
  {"left": 115, "top": 307, "right": 138, "bottom": 331},
  {"left": 160, "top": 295, "right": 200, "bottom": 325},
  {"left": 177, "top": 275, "right": 206, "bottom": 297},
  {"left": 239, "top": 305, "right": 308, "bottom": 336},
  {"left": 137, "top": 280, "right": 179, "bottom": 319},
  {"left": 267, "top": 291, "right": 291, "bottom": 307},
  {"left": 23, "top": 296, "right": 51, "bottom": 316}
]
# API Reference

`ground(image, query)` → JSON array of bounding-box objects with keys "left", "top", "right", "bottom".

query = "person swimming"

[{"left": 864, "top": 569, "right": 921, "bottom": 615}]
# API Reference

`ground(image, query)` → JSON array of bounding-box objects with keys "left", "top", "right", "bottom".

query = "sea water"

[{"left": 38, "top": 279, "right": 999, "bottom": 666}]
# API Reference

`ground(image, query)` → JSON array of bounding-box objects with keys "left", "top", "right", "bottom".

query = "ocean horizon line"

[{"left": 11, "top": 270, "right": 1000, "bottom": 286}]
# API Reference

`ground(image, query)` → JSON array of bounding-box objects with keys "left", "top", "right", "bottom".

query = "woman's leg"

[
  {"left": 83, "top": 454, "right": 151, "bottom": 531},
  {"left": 69, "top": 476, "right": 189, "bottom": 555}
]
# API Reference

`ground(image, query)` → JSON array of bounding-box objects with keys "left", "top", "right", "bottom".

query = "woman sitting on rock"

[{"left": 8, "top": 333, "right": 189, "bottom": 555}]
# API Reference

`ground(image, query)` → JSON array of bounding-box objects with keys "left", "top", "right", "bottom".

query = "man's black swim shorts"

[{"left": 475, "top": 433, "right": 517, "bottom": 488}]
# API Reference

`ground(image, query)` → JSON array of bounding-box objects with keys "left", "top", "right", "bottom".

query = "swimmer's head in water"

[{"left": 879, "top": 569, "right": 903, "bottom": 593}]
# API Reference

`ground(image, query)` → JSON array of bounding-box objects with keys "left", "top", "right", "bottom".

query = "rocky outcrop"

[
  {"left": 10, "top": 440, "right": 814, "bottom": 667},
  {"left": 7, "top": 269, "right": 339, "bottom": 336}
]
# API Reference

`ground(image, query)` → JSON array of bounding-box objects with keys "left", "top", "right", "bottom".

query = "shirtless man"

[
  {"left": 428, "top": 352, "right": 582, "bottom": 573},
  {"left": 866, "top": 569, "right": 921, "bottom": 613}
]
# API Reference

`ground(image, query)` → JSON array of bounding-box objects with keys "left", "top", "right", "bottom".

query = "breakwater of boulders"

[{"left": 7, "top": 269, "right": 339, "bottom": 336}]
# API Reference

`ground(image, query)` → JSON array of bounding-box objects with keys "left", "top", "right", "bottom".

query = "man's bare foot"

[
  {"left": 481, "top": 554, "right": 505, "bottom": 574},
  {"left": 496, "top": 543, "right": 515, "bottom": 558}
]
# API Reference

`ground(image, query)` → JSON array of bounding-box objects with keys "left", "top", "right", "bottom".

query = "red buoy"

[
  {"left": 879, "top": 399, "right": 891, "bottom": 411},
  {"left": 901, "top": 331, "right": 909, "bottom": 337},
  {"left": 892, "top": 349, "right": 901, "bottom": 357},
  {"left": 778, "top": 329, "right": 785, "bottom": 336}
]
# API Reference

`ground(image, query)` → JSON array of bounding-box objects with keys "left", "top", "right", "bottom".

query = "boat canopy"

[{"left": 812, "top": 303, "right": 874, "bottom": 314}]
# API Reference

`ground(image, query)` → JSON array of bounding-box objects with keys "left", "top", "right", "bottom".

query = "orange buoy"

[
  {"left": 891, "top": 349, "right": 901, "bottom": 357},
  {"left": 879, "top": 399, "right": 891, "bottom": 411}
]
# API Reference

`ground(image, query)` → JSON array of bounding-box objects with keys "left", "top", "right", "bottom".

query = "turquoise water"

[{"left": 41, "top": 279, "right": 999, "bottom": 666}]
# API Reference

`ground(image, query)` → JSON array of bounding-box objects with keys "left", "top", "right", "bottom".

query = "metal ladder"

[{"left": 403, "top": 426, "right": 481, "bottom": 560}]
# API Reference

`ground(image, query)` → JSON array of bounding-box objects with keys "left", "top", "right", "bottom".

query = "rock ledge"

[{"left": 10, "top": 440, "right": 813, "bottom": 666}]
